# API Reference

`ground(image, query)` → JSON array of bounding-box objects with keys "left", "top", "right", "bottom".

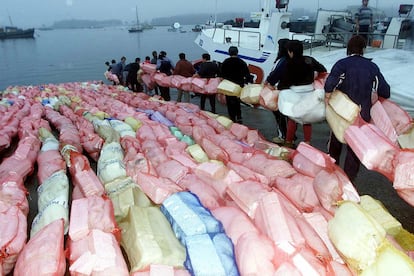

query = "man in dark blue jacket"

[{"left": 324, "top": 35, "right": 390, "bottom": 181}]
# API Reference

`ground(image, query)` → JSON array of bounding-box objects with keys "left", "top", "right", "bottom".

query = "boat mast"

[
  {"left": 8, "top": 14, "right": 14, "bottom": 26},
  {"left": 136, "top": 6, "right": 139, "bottom": 26}
]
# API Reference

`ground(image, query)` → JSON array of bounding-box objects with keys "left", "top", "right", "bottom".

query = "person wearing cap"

[{"left": 220, "top": 46, "right": 251, "bottom": 123}]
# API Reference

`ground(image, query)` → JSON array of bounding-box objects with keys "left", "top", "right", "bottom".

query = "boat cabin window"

[
  {"left": 276, "top": 0, "right": 289, "bottom": 9},
  {"left": 399, "top": 5, "right": 412, "bottom": 17}
]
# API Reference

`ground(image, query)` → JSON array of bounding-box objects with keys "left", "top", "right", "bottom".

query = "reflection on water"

[{"left": 0, "top": 26, "right": 204, "bottom": 90}]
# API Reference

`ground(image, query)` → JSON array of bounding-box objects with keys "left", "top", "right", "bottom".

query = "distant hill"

[
  {"left": 49, "top": 6, "right": 400, "bottom": 30},
  {"left": 51, "top": 19, "right": 123, "bottom": 29}
]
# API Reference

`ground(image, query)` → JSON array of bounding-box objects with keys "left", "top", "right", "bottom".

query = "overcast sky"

[{"left": 1, "top": 0, "right": 409, "bottom": 28}]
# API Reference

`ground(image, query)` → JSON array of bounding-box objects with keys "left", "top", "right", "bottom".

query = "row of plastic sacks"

[
  {"left": 139, "top": 69, "right": 329, "bottom": 124},
  {"left": 326, "top": 90, "right": 414, "bottom": 196},
  {"left": 3, "top": 82, "right": 414, "bottom": 276}
]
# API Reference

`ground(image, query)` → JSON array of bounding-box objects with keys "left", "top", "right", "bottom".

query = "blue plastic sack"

[
  {"left": 149, "top": 111, "right": 174, "bottom": 127},
  {"left": 161, "top": 192, "right": 223, "bottom": 244},
  {"left": 184, "top": 233, "right": 239, "bottom": 276}
]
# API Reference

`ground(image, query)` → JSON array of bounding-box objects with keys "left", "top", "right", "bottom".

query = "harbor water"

[{"left": 0, "top": 26, "right": 204, "bottom": 90}]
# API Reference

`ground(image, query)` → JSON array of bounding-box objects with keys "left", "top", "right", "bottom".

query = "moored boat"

[
  {"left": 0, "top": 26, "right": 35, "bottom": 39},
  {"left": 128, "top": 6, "right": 143, "bottom": 33}
]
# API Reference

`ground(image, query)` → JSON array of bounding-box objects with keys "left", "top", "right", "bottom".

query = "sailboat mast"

[{"left": 136, "top": 6, "right": 139, "bottom": 25}]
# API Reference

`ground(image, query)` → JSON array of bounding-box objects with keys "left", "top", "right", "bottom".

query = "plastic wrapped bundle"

[
  {"left": 31, "top": 170, "right": 69, "bottom": 238},
  {"left": 14, "top": 219, "right": 66, "bottom": 276},
  {"left": 69, "top": 195, "right": 119, "bottom": 242},
  {"left": 68, "top": 229, "right": 129, "bottom": 276},
  {"left": 217, "top": 79, "right": 242, "bottom": 96},
  {"left": 97, "top": 141, "right": 127, "bottom": 184},
  {"left": 161, "top": 192, "right": 223, "bottom": 245},
  {"left": 119, "top": 206, "right": 186, "bottom": 272},
  {"left": 150, "top": 111, "right": 174, "bottom": 127},
  {"left": 240, "top": 84, "right": 263, "bottom": 104},
  {"left": 109, "top": 119, "right": 136, "bottom": 138},
  {"left": 0, "top": 202, "right": 27, "bottom": 275},
  {"left": 104, "top": 177, "right": 153, "bottom": 221},
  {"left": 184, "top": 233, "right": 239, "bottom": 276}
]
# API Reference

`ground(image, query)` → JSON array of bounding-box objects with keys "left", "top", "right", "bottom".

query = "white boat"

[{"left": 194, "top": 0, "right": 414, "bottom": 116}]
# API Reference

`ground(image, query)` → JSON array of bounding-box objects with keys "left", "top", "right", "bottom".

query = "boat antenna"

[{"left": 214, "top": 0, "right": 218, "bottom": 27}]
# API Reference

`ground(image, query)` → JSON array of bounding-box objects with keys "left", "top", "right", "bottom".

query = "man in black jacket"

[
  {"left": 125, "top": 58, "right": 141, "bottom": 92},
  {"left": 220, "top": 46, "right": 251, "bottom": 123},
  {"left": 194, "top": 53, "right": 220, "bottom": 113}
]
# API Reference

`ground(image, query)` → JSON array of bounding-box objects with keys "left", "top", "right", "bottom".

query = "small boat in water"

[
  {"left": 0, "top": 26, "right": 35, "bottom": 39},
  {"left": 128, "top": 6, "right": 143, "bottom": 33},
  {"left": 192, "top": 24, "right": 202, "bottom": 32}
]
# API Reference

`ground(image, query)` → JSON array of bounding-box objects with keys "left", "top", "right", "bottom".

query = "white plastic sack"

[{"left": 278, "top": 85, "right": 326, "bottom": 124}]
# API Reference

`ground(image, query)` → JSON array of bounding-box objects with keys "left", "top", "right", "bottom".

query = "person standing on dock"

[
  {"left": 324, "top": 35, "right": 390, "bottom": 181},
  {"left": 115, "top": 56, "right": 126, "bottom": 86},
  {"left": 194, "top": 53, "right": 220, "bottom": 113},
  {"left": 355, "top": 0, "right": 373, "bottom": 43},
  {"left": 220, "top": 46, "right": 251, "bottom": 123},
  {"left": 125, "top": 57, "right": 141, "bottom": 92},
  {"left": 173, "top": 52, "right": 195, "bottom": 103},
  {"left": 264, "top": 38, "right": 290, "bottom": 144},
  {"left": 277, "top": 40, "right": 327, "bottom": 148},
  {"left": 156, "top": 51, "right": 174, "bottom": 101},
  {"left": 150, "top": 50, "right": 160, "bottom": 95}
]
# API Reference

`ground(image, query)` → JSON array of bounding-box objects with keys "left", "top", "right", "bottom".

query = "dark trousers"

[
  {"left": 200, "top": 94, "right": 216, "bottom": 113},
  {"left": 159, "top": 86, "right": 170, "bottom": 101},
  {"left": 328, "top": 132, "right": 361, "bottom": 181},
  {"left": 225, "top": 95, "right": 242, "bottom": 123},
  {"left": 358, "top": 25, "right": 370, "bottom": 44},
  {"left": 272, "top": 110, "right": 287, "bottom": 138}
]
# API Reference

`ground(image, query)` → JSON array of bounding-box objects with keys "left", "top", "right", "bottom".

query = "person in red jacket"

[{"left": 173, "top": 52, "right": 196, "bottom": 102}]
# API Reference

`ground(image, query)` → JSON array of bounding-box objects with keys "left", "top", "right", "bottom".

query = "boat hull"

[
  {"left": 128, "top": 28, "right": 143, "bottom": 33},
  {"left": 0, "top": 28, "right": 35, "bottom": 39}
]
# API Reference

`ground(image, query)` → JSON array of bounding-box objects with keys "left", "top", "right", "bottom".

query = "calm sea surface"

[{"left": 0, "top": 26, "right": 205, "bottom": 90}]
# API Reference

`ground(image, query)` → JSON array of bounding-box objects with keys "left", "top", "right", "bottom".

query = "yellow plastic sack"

[
  {"left": 119, "top": 206, "right": 186, "bottom": 272},
  {"left": 216, "top": 116, "right": 233, "bottom": 129},
  {"left": 326, "top": 103, "right": 353, "bottom": 144},
  {"left": 328, "top": 90, "right": 360, "bottom": 122},
  {"left": 217, "top": 79, "right": 242, "bottom": 96},
  {"left": 359, "top": 195, "right": 402, "bottom": 236},
  {"left": 397, "top": 125, "right": 414, "bottom": 149},
  {"left": 104, "top": 177, "right": 152, "bottom": 221},
  {"left": 240, "top": 84, "right": 263, "bottom": 104},
  {"left": 124, "top": 116, "right": 142, "bottom": 131},
  {"left": 186, "top": 144, "right": 209, "bottom": 163},
  {"left": 328, "top": 201, "right": 386, "bottom": 272}
]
